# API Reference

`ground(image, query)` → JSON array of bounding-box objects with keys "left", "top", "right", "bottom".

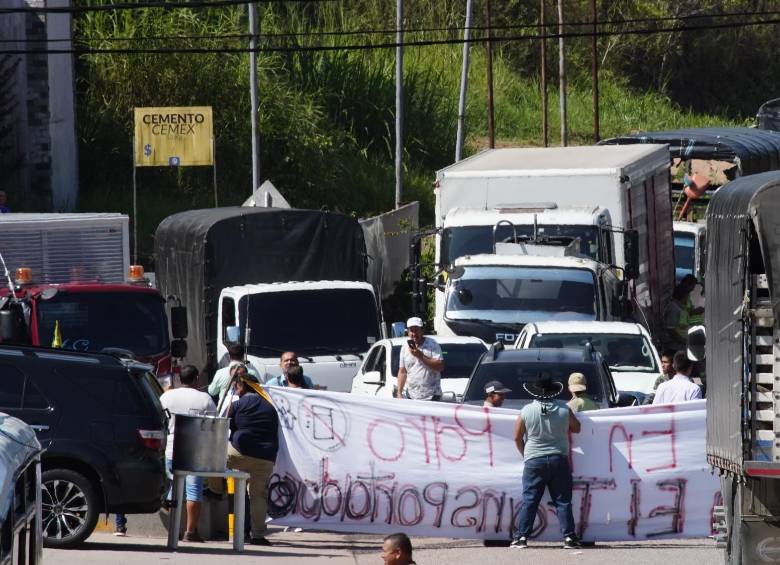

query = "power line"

[
  {"left": 0, "top": 0, "right": 335, "bottom": 15},
  {"left": 4, "top": 8, "right": 777, "bottom": 45},
  {"left": 2, "top": 15, "right": 778, "bottom": 55}
]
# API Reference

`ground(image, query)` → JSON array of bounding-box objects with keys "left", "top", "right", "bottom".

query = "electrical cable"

[{"left": 2, "top": 16, "right": 778, "bottom": 56}]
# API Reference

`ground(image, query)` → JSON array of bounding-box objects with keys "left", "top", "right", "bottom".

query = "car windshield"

[
  {"left": 674, "top": 233, "right": 695, "bottom": 282},
  {"left": 446, "top": 265, "right": 597, "bottom": 324},
  {"left": 529, "top": 333, "right": 658, "bottom": 372},
  {"left": 36, "top": 292, "right": 169, "bottom": 356},
  {"left": 463, "top": 361, "right": 605, "bottom": 403},
  {"left": 441, "top": 224, "right": 601, "bottom": 265},
  {"left": 390, "top": 342, "right": 487, "bottom": 378},
  {"left": 239, "top": 289, "right": 380, "bottom": 357}
]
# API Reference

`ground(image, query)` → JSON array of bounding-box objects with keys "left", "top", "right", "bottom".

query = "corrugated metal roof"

[{"left": 600, "top": 127, "right": 780, "bottom": 176}]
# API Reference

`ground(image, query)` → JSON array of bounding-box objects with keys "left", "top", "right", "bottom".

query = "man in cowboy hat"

[{"left": 511, "top": 371, "right": 581, "bottom": 549}]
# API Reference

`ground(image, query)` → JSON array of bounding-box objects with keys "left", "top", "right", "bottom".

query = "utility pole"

[
  {"left": 540, "top": 0, "right": 548, "bottom": 147},
  {"left": 455, "top": 0, "right": 473, "bottom": 162},
  {"left": 248, "top": 2, "right": 261, "bottom": 195},
  {"left": 557, "top": 0, "right": 567, "bottom": 146},
  {"left": 591, "top": 0, "right": 600, "bottom": 142},
  {"left": 395, "top": 0, "right": 404, "bottom": 208},
  {"left": 485, "top": 0, "right": 495, "bottom": 149}
]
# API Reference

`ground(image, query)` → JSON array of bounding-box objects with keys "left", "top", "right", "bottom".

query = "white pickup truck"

[{"left": 514, "top": 320, "right": 663, "bottom": 396}]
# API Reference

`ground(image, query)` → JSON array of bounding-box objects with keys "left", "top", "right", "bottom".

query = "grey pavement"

[{"left": 45, "top": 529, "right": 723, "bottom": 564}]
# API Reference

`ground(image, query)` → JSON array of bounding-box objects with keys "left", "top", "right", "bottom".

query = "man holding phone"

[{"left": 396, "top": 317, "right": 444, "bottom": 401}]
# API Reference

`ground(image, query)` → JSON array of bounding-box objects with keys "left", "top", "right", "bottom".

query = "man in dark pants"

[{"left": 512, "top": 372, "right": 581, "bottom": 549}]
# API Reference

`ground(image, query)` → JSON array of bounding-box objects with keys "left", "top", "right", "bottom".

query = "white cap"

[{"left": 406, "top": 316, "right": 424, "bottom": 328}]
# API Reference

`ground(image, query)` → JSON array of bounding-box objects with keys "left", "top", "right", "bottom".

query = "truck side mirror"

[
  {"left": 411, "top": 277, "right": 428, "bottom": 317},
  {"left": 170, "top": 306, "right": 188, "bottom": 339},
  {"left": 0, "top": 309, "right": 20, "bottom": 342},
  {"left": 611, "top": 280, "right": 630, "bottom": 319},
  {"left": 170, "top": 339, "right": 188, "bottom": 359},
  {"left": 225, "top": 325, "right": 242, "bottom": 344},
  {"left": 409, "top": 236, "right": 422, "bottom": 267},
  {"left": 623, "top": 229, "right": 639, "bottom": 280},
  {"left": 687, "top": 325, "right": 706, "bottom": 361}
]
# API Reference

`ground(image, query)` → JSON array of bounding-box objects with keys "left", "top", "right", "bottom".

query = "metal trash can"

[{"left": 172, "top": 414, "right": 229, "bottom": 472}]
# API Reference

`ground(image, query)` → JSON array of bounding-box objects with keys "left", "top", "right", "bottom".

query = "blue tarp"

[
  {"left": 0, "top": 414, "right": 40, "bottom": 528},
  {"left": 600, "top": 127, "right": 780, "bottom": 176}
]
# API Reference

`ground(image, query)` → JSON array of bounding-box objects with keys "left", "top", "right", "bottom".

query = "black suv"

[
  {"left": 0, "top": 345, "right": 168, "bottom": 548},
  {"left": 461, "top": 344, "right": 629, "bottom": 410}
]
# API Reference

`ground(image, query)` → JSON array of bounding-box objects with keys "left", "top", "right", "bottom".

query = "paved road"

[{"left": 45, "top": 529, "right": 723, "bottom": 565}]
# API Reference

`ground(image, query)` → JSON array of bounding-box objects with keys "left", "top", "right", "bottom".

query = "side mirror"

[
  {"left": 687, "top": 325, "right": 706, "bottom": 361},
  {"left": 611, "top": 280, "right": 630, "bottom": 319},
  {"left": 170, "top": 306, "right": 188, "bottom": 339},
  {"left": 457, "top": 288, "right": 473, "bottom": 306},
  {"left": 0, "top": 304, "right": 24, "bottom": 343},
  {"left": 362, "top": 370, "right": 384, "bottom": 385},
  {"left": 225, "top": 325, "right": 242, "bottom": 344},
  {"left": 390, "top": 322, "right": 407, "bottom": 338},
  {"left": 623, "top": 229, "right": 639, "bottom": 280},
  {"left": 409, "top": 236, "right": 422, "bottom": 267},
  {"left": 411, "top": 277, "right": 428, "bottom": 317},
  {"left": 616, "top": 392, "right": 641, "bottom": 407},
  {"left": 171, "top": 339, "right": 188, "bottom": 359},
  {"left": 440, "top": 391, "right": 457, "bottom": 403}
]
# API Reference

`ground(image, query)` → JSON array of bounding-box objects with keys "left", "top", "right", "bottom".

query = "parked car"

[
  {"left": 0, "top": 345, "right": 168, "bottom": 548},
  {"left": 460, "top": 344, "right": 632, "bottom": 410},
  {"left": 350, "top": 336, "right": 488, "bottom": 400},
  {"left": 514, "top": 321, "right": 661, "bottom": 396}
]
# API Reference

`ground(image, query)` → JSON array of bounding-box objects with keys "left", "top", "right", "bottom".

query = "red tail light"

[{"left": 137, "top": 429, "right": 165, "bottom": 451}]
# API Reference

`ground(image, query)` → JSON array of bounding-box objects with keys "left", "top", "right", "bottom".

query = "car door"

[
  {"left": 0, "top": 358, "right": 60, "bottom": 448},
  {"left": 353, "top": 343, "right": 382, "bottom": 395}
]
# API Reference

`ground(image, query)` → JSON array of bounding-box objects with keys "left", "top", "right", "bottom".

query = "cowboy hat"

[{"left": 523, "top": 371, "right": 564, "bottom": 399}]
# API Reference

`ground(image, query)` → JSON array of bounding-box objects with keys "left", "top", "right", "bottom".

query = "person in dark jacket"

[{"left": 225, "top": 375, "right": 279, "bottom": 545}]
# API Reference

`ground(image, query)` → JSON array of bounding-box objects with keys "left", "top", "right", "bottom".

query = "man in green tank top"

[{"left": 511, "top": 372, "right": 582, "bottom": 549}]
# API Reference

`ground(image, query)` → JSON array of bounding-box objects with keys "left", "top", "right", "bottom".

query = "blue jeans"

[
  {"left": 115, "top": 513, "right": 127, "bottom": 529},
  {"left": 515, "top": 454, "right": 576, "bottom": 539}
]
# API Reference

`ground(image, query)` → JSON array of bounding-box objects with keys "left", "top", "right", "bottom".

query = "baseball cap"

[
  {"left": 568, "top": 372, "right": 587, "bottom": 393},
  {"left": 484, "top": 380, "right": 511, "bottom": 395},
  {"left": 406, "top": 316, "right": 424, "bottom": 328}
]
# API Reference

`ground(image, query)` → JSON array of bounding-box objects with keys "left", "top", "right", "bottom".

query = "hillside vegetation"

[{"left": 72, "top": 0, "right": 771, "bottom": 263}]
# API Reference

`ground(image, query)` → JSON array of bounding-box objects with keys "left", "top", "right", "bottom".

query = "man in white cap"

[{"left": 396, "top": 317, "right": 444, "bottom": 401}]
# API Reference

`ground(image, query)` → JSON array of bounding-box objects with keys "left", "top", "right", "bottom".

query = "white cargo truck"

[{"left": 427, "top": 145, "right": 675, "bottom": 334}]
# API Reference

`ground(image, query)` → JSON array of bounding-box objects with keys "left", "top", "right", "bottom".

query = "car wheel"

[{"left": 41, "top": 469, "right": 100, "bottom": 548}]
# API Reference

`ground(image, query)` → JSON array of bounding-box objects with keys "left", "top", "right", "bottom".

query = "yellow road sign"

[{"left": 134, "top": 106, "right": 213, "bottom": 167}]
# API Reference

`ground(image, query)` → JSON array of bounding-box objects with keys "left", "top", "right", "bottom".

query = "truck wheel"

[{"left": 41, "top": 469, "right": 100, "bottom": 548}]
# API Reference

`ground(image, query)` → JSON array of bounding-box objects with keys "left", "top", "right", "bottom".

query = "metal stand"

[{"left": 167, "top": 469, "right": 250, "bottom": 552}]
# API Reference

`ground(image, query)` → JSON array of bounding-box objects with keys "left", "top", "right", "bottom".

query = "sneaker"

[
  {"left": 183, "top": 530, "right": 204, "bottom": 543},
  {"left": 509, "top": 537, "right": 527, "bottom": 548},
  {"left": 249, "top": 536, "right": 272, "bottom": 546},
  {"left": 113, "top": 526, "right": 127, "bottom": 537},
  {"left": 563, "top": 535, "right": 582, "bottom": 549}
]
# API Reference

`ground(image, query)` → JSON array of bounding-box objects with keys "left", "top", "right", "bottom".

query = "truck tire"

[{"left": 41, "top": 469, "right": 100, "bottom": 548}]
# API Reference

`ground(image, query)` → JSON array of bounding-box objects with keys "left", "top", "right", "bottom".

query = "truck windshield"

[
  {"left": 441, "top": 224, "right": 601, "bottom": 265},
  {"left": 445, "top": 266, "right": 597, "bottom": 324},
  {"left": 529, "top": 333, "right": 658, "bottom": 372},
  {"left": 36, "top": 292, "right": 169, "bottom": 356},
  {"left": 673, "top": 232, "right": 695, "bottom": 283},
  {"left": 238, "top": 288, "right": 380, "bottom": 357}
]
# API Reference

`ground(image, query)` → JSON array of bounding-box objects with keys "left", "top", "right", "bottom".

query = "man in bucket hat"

[{"left": 511, "top": 371, "right": 582, "bottom": 549}]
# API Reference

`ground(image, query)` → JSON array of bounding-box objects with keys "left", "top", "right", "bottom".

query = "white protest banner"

[{"left": 265, "top": 389, "right": 719, "bottom": 541}]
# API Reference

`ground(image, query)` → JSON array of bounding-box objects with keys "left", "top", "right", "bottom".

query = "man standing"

[
  {"left": 266, "top": 352, "right": 316, "bottom": 388},
  {"left": 483, "top": 380, "right": 511, "bottom": 408},
  {"left": 644, "top": 349, "right": 676, "bottom": 404},
  {"left": 566, "top": 372, "right": 598, "bottom": 413},
  {"left": 396, "top": 317, "right": 444, "bottom": 400},
  {"left": 663, "top": 285, "right": 692, "bottom": 352},
  {"left": 381, "top": 532, "right": 416, "bottom": 565},
  {"left": 220, "top": 374, "right": 279, "bottom": 546},
  {"left": 653, "top": 351, "right": 703, "bottom": 404},
  {"left": 512, "top": 372, "right": 581, "bottom": 549},
  {"left": 160, "top": 365, "right": 217, "bottom": 542},
  {"left": 208, "top": 343, "right": 260, "bottom": 404}
]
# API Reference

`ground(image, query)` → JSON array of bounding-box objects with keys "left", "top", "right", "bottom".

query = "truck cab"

[
  {"left": 435, "top": 246, "right": 628, "bottom": 345},
  {"left": 672, "top": 220, "right": 706, "bottom": 283},
  {"left": 216, "top": 280, "right": 382, "bottom": 392}
]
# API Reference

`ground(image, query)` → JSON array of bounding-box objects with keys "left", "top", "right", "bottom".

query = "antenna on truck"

[{"left": 0, "top": 250, "right": 19, "bottom": 303}]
